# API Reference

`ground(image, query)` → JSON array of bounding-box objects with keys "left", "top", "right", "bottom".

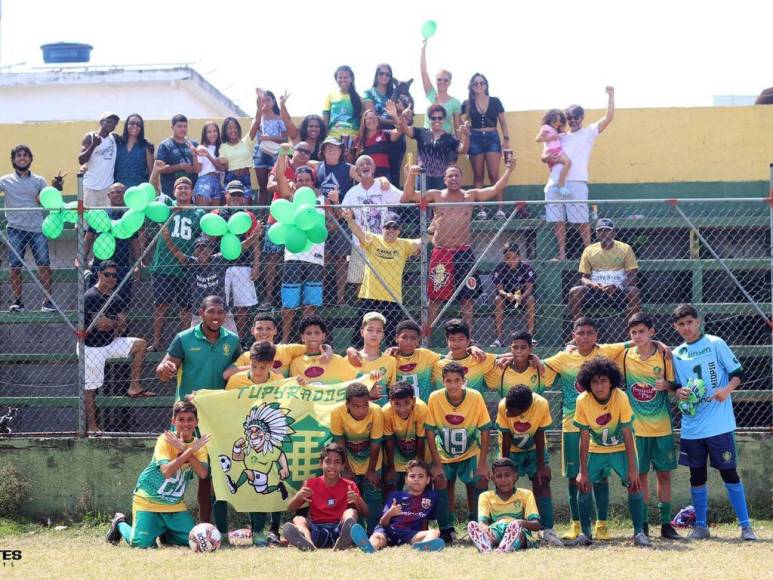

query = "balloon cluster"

[
  {"left": 266, "top": 187, "right": 328, "bottom": 254},
  {"left": 199, "top": 211, "right": 254, "bottom": 260}
]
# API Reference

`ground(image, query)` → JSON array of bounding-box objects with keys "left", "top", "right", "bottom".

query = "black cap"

[{"left": 596, "top": 218, "right": 614, "bottom": 230}]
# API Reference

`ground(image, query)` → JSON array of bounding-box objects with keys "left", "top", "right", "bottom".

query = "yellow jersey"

[
  {"left": 354, "top": 352, "right": 397, "bottom": 405},
  {"left": 330, "top": 402, "right": 384, "bottom": 475},
  {"left": 616, "top": 347, "right": 675, "bottom": 437},
  {"left": 425, "top": 388, "right": 490, "bottom": 464},
  {"left": 432, "top": 353, "right": 501, "bottom": 405},
  {"left": 383, "top": 399, "right": 428, "bottom": 471},
  {"left": 578, "top": 240, "right": 638, "bottom": 287},
  {"left": 358, "top": 234, "right": 419, "bottom": 302},
  {"left": 234, "top": 343, "right": 307, "bottom": 377},
  {"left": 574, "top": 388, "right": 633, "bottom": 454},
  {"left": 485, "top": 363, "right": 557, "bottom": 397},
  {"left": 394, "top": 348, "right": 442, "bottom": 403},
  {"left": 478, "top": 487, "right": 540, "bottom": 525},
  {"left": 225, "top": 369, "right": 283, "bottom": 390},
  {"left": 496, "top": 393, "right": 552, "bottom": 454},
  {"left": 289, "top": 353, "right": 357, "bottom": 385}
]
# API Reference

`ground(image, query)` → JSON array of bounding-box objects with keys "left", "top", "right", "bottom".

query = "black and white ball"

[{"left": 218, "top": 454, "right": 232, "bottom": 472}]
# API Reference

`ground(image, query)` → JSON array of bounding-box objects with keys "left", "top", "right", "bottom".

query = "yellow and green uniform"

[
  {"left": 486, "top": 363, "right": 557, "bottom": 397},
  {"left": 330, "top": 402, "right": 384, "bottom": 475},
  {"left": 353, "top": 352, "right": 396, "bottom": 406},
  {"left": 394, "top": 348, "right": 441, "bottom": 403},
  {"left": 225, "top": 369, "right": 283, "bottom": 390},
  {"left": 289, "top": 353, "right": 357, "bottom": 385},
  {"left": 168, "top": 324, "right": 242, "bottom": 400},
  {"left": 478, "top": 487, "right": 540, "bottom": 546},
  {"left": 238, "top": 446, "right": 282, "bottom": 489},
  {"left": 234, "top": 343, "right": 307, "bottom": 378},
  {"left": 616, "top": 347, "right": 677, "bottom": 473},
  {"left": 496, "top": 394, "right": 552, "bottom": 479},
  {"left": 382, "top": 400, "right": 428, "bottom": 472},
  {"left": 123, "top": 434, "right": 209, "bottom": 548},
  {"left": 578, "top": 240, "right": 638, "bottom": 284},
  {"left": 432, "top": 352, "right": 500, "bottom": 406}
]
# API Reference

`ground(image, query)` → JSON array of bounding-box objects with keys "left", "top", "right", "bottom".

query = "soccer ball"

[
  {"left": 188, "top": 523, "right": 222, "bottom": 553},
  {"left": 219, "top": 454, "right": 232, "bottom": 472}
]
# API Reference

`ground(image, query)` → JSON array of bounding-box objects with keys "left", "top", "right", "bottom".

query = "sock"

[
  {"left": 724, "top": 482, "right": 751, "bottom": 527},
  {"left": 250, "top": 512, "right": 267, "bottom": 534},
  {"left": 628, "top": 492, "right": 644, "bottom": 535},
  {"left": 118, "top": 521, "right": 133, "bottom": 544},
  {"left": 568, "top": 482, "right": 580, "bottom": 521},
  {"left": 690, "top": 485, "right": 708, "bottom": 528},
  {"left": 578, "top": 491, "right": 594, "bottom": 537},
  {"left": 593, "top": 480, "right": 609, "bottom": 521},
  {"left": 436, "top": 488, "right": 453, "bottom": 531},
  {"left": 270, "top": 511, "right": 281, "bottom": 532},
  {"left": 212, "top": 500, "right": 229, "bottom": 535},
  {"left": 658, "top": 501, "right": 672, "bottom": 525},
  {"left": 536, "top": 496, "right": 554, "bottom": 529},
  {"left": 235, "top": 471, "right": 248, "bottom": 488},
  {"left": 642, "top": 502, "right": 649, "bottom": 525}
]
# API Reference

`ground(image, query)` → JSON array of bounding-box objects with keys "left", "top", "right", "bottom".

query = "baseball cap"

[
  {"left": 100, "top": 112, "right": 120, "bottom": 122},
  {"left": 194, "top": 235, "right": 214, "bottom": 249},
  {"left": 383, "top": 213, "right": 401, "bottom": 228},
  {"left": 225, "top": 180, "right": 245, "bottom": 195},
  {"left": 322, "top": 136, "right": 343, "bottom": 149},
  {"left": 502, "top": 242, "right": 520, "bottom": 255},
  {"left": 596, "top": 218, "right": 614, "bottom": 230}
]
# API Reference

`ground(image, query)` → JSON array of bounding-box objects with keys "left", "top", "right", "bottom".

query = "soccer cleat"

[
  {"left": 476, "top": 209, "right": 488, "bottom": 220},
  {"left": 687, "top": 526, "right": 711, "bottom": 540},
  {"left": 41, "top": 300, "right": 56, "bottom": 313},
  {"left": 634, "top": 532, "right": 652, "bottom": 547},
  {"left": 467, "top": 521, "right": 492, "bottom": 553},
  {"left": 642, "top": 522, "right": 649, "bottom": 536},
  {"left": 496, "top": 521, "right": 522, "bottom": 553},
  {"left": 495, "top": 209, "right": 507, "bottom": 220},
  {"left": 267, "top": 530, "right": 281, "bottom": 546},
  {"left": 252, "top": 533, "right": 268, "bottom": 547},
  {"left": 350, "top": 523, "right": 375, "bottom": 553},
  {"left": 740, "top": 526, "right": 758, "bottom": 541},
  {"left": 412, "top": 538, "right": 445, "bottom": 552},
  {"left": 225, "top": 475, "right": 238, "bottom": 494},
  {"left": 439, "top": 528, "right": 456, "bottom": 546},
  {"left": 562, "top": 521, "right": 581, "bottom": 540},
  {"left": 333, "top": 517, "right": 355, "bottom": 551},
  {"left": 282, "top": 523, "right": 315, "bottom": 551},
  {"left": 541, "top": 528, "right": 564, "bottom": 547},
  {"left": 105, "top": 512, "right": 127, "bottom": 545},
  {"left": 594, "top": 520, "right": 610, "bottom": 540},
  {"left": 661, "top": 523, "right": 681, "bottom": 540},
  {"left": 490, "top": 338, "right": 502, "bottom": 348},
  {"left": 9, "top": 300, "right": 25, "bottom": 312},
  {"left": 569, "top": 533, "right": 593, "bottom": 547}
]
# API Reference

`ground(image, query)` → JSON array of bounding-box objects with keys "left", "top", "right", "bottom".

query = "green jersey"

[{"left": 151, "top": 203, "right": 203, "bottom": 277}]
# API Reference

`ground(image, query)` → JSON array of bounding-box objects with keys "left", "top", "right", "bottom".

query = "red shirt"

[{"left": 305, "top": 476, "right": 360, "bottom": 524}]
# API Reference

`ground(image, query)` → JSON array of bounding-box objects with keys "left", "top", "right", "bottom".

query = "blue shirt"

[
  {"left": 114, "top": 139, "right": 150, "bottom": 187},
  {"left": 380, "top": 490, "right": 437, "bottom": 533},
  {"left": 671, "top": 334, "right": 742, "bottom": 439}
]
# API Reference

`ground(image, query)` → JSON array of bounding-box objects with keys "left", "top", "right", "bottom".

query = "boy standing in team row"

[
  {"left": 486, "top": 331, "right": 556, "bottom": 396},
  {"left": 381, "top": 382, "right": 429, "bottom": 494},
  {"left": 670, "top": 304, "right": 757, "bottom": 541},
  {"left": 348, "top": 312, "right": 397, "bottom": 404}
]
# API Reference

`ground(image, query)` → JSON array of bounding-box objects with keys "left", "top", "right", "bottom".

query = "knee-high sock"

[
  {"left": 578, "top": 491, "right": 594, "bottom": 537},
  {"left": 250, "top": 512, "right": 267, "bottom": 534},
  {"left": 212, "top": 500, "right": 229, "bottom": 535},
  {"left": 536, "top": 496, "right": 554, "bottom": 529},
  {"left": 691, "top": 485, "right": 708, "bottom": 528},
  {"left": 436, "top": 488, "right": 453, "bottom": 531},
  {"left": 118, "top": 521, "right": 133, "bottom": 544},
  {"left": 593, "top": 479, "right": 609, "bottom": 520},
  {"left": 628, "top": 492, "right": 644, "bottom": 535},
  {"left": 725, "top": 482, "right": 751, "bottom": 527},
  {"left": 568, "top": 481, "right": 580, "bottom": 521}
]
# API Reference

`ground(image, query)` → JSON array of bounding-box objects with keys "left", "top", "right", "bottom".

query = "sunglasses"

[
  {"left": 295, "top": 148, "right": 312, "bottom": 155},
  {"left": 377, "top": 71, "right": 391, "bottom": 77},
  {"left": 101, "top": 272, "right": 118, "bottom": 278},
  {"left": 127, "top": 121, "right": 142, "bottom": 127},
  {"left": 472, "top": 81, "right": 487, "bottom": 86},
  {"left": 429, "top": 116, "right": 445, "bottom": 121}
]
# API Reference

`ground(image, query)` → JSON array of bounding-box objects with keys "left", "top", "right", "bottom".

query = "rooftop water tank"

[{"left": 41, "top": 42, "right": 93, "bottom": 64}]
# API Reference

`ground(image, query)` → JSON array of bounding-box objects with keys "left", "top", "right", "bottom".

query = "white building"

[{"left": 0, "top": 64, "right": 246, "bottom": 123}]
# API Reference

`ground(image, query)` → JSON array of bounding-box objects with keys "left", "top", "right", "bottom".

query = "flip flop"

[
  {"left": 350, "top": 523, "right": 374, "bottom": 553},
  {"left": 412, "top": 538, "right": 445, "bottom": 552},
  {"left": 127, "top": 390, "right": 158, "bottom": 398}
]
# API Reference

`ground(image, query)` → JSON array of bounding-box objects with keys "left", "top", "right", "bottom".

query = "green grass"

[{"left": 0, "top": 519, "right": 769, "bottom": 579}]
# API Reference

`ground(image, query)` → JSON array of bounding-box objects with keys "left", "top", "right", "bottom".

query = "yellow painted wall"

[{"left": 1, "top": 106, "right": 772, "bottom": 190}]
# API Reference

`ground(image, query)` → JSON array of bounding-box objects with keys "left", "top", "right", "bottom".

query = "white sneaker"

[
  {"left": 495, "top": 209, "right": 507, "bottom": 219},
  {"left": 476, "top": 209, "right": 487, "bottom": 220},
  {"left": 541, "top": 528, "right": 563, "bottom": 547},
  {"left": 634, "top": 531, "right": 652, "bottom": 547},
  {"left": 467, "top": 521, "right": 492, "bottom": 553},
  {"left": 496, "top": 521, "right": 522, "bottom": 552}
]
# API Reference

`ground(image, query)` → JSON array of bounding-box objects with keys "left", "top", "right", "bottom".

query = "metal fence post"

[
  {"left": 419, "top": 169, "right": 429, "bottom": 346},
  {"left": 76, "top": 173, "right": 86, "bottom": 435}
]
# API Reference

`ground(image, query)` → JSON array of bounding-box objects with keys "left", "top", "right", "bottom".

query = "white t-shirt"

[
  {"left": 198, "top": 145, "right": 218, "bottom": 176},
  {"left": 83, "top": 133, "right": 117, "bottom": 190},
  {"left": 284, "top": 193, "right": 325, "bottom": 266},
  {"left": 341, "top": 182, "right": 402, "bottom": 246},
  {"left": 549, "top": 122, "right": 600, "bottom": 183}
]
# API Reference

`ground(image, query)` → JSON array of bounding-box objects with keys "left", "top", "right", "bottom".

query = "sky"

[{"left": 1, "top": 0, "right": 771, "bottom": 115}]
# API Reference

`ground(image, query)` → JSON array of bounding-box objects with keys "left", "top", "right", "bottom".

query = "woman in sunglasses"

[
  {"left": 462, "top": 73, "right": 510, "bottom": 219},
  {"left": 420, "top": 40, "right": 462, "bottom": 137},
  {"left": 364, "top": 63, "right": 408, "bottom": 185},
  {"left": 114, "top": 114, "right": 155, "bottom": 188}
]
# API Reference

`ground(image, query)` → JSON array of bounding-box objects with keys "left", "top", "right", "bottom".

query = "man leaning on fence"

[
  {"left": 1, "top": 144, "right": 64, "bottom": 313},
  {"left": 83, "top": 260, "right": 150, "bottom": 433}
]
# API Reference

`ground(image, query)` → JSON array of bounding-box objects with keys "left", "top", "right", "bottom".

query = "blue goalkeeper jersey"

[{"left": 671, "top": 334, "right": 742, "bottom": 439}]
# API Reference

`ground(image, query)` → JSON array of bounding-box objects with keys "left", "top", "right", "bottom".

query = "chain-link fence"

[{"left": 1, "top": 191, "right": 771, "bottom": 435}]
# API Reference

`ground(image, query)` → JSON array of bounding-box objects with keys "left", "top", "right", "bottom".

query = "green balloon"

[
  {"left": 228, "top": 211, "right": 253, "bottom": 236},
  {"left": 285, "top": 225, "right": 308, "bottom": 253},
  {"left": 312, "top": 211, "right": 326, "bottom": 228},
  {"left": 39, "top": 186, "right": 63, "bottom": 210},
  {"left": 121, "top": 208, "right": 145, "bottom": 234},
  {"left": 145, "top": 201, "right": 170, "bottom": 223},
  {"left": 220, "top": 233, "right": 242, "bottom": 261},
  {"left": 306, "top": 222, "right": 328, "bottom": 244},
  {"left": 41, "top": 213, "right": 65, "bottom": 239},
  {"left": 267, "top": 222, "right": 288, "bottom": 245},
  {"left": 270, "top": 199, "right": 295, "bottom": 223},
  {"left": 294, "top": 205, "right": 319, "bottom": 231},
  {"left": 421, "top": 20, "right": 437, "bottom": 40},
  {"left": 139, "top": 182, "right": 157, "bottom": 203},
  {"left": 85, "top": 209, "right": 112, "bottom": 233},
  {"left": 124, "top": 186, "right": 149, "bottom": 211},
  {"left": 93, "top": 232, "right": 116, "bottom": 260},
  {"left": 200, "top": 213, "right": 228, "bottom": 237},
  {"left": 111, "top": 219, "right": 133, "bottom": 240},
  {"left": 62, "top": 201, "right": 78, "bottom": 224},
  {"left": 293, "top": 187, "right": 317, "bottom": 208}
]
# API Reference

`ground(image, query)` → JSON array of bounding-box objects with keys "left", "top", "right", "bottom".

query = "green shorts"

[
  {"left": 129, "top": 509, "right": 195, "bottom": 548},
  {"left": 586, "top": 451, "right": 631, "bottom": 486},
  {"left": 442, "top": 455, "right": 479, "bottom": 485},
  {"left": 562, "top": 431, "right": 580, "bottom": 479},
  {"left": 636, "top": 434, "right": 677, "bottom": 473},
  {"left": 508, "top": 448, "right": 549, "bottom": 480},
  {"left": 489, "top": 520, "right": 535, "bottom": 549}
]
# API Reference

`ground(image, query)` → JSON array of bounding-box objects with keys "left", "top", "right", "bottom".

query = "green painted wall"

[{"left": 1, "top": 434, "right": 769, "bottom": 520}]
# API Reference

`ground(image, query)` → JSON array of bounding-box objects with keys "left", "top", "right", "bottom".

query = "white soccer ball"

[
  {"left": 218, "top": 454, "right": 232, "bottom": 472},
  {"left": 188, "top": 522, "right": 222, "bottom": 553}
]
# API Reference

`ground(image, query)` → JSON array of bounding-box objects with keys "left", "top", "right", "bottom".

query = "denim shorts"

[
  {"left": 7, "top": 227, "right": 50, "bottom": 267},
  {"left": 193, "top": 173, "right": 222, "bottom": 200},
  {"left": 253, "top": 149, "right": 278, "bottom": 169},
  {"left": 468, "top": 130, "right": 502, "bottom": 156},
  {"left": 281, "top": 261, "right": 323, "bottom": 308}
]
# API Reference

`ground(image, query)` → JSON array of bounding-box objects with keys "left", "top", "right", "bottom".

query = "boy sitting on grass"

[
  {"left": 382, "top": 381, "right": 429, "bottom": 494},
  {"left": 106, "top": 401, "right": 209, "bottom": 548},
  {"left": 573, "top": 357, "right": 649, "bottom": 547},
  {"left": 284, "top": 443, "right": 368, "bottom": 551},
  {"left": 331, "top": 382, "right": 385, "bottom": 534},
  {"left": 351, "top": 459, "right": 445, "bottom": 553},
  {"left": 468, "top": 457, "right": 541, "bottom": 553}
]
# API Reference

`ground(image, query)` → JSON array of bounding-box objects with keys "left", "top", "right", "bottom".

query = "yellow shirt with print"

[
  {"left": 578, "top": 240, "right": 638, "bottom": 283},
  {"left": 383, "top": 399, "right": 428, "bottom": 471},
  {"left": 359, "top": 234, "right": 419, "bottom": 302},
  {"left": 574, "top": 388, "right": 633, "bottom": 454},
  {"left": 330, "top": 402, "right": 384, "bottom": 475},
  {"left": 234, "top": 343, "right": 307, "bottom": 378},
  {"left": 394, "top": 348, "right": 442, "bottom": 402},
  {"left": 290, "top": 353, "right": 357, "bottom": 386},
  {"left": 478, "top": 487, "right": 540, "bottom": 525},
  {"left": 432, "top": 353, "right": 501, "bottom": 405},
  {"left": 615, "top": 347, "right": 675, "bottom": 437},
  {"left": 425, "top": 388, "right": 490, "bottom": 464},
  {"left": 353, "top": 353, "right": 397, "bottom": 403},
  {"left": 485, "top": 364, "right": 557, "bottom": 397},
  {"left": 225, "top": 369, "right": 284, "bottom": 390},
  {"left": 496, "top": 393, "right": 552, "bottom": 454}
]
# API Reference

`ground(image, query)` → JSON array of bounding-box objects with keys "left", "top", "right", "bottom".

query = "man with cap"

[
  {"left": 490, "top": 242, "right": 536, "bottom": 347},
  {"left": 341, "top": 209, "right": 420, "bottom": 345},
  {"left": 79, "top": 112, "right": 120, "bottom": 208},
  {"left": 568, "top": 217, "right": 640, "bottom": 320},
  {"left": 543, "top": 87, "right": 615, "bottom": 260}
]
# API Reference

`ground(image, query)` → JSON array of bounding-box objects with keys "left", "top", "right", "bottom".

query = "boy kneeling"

[{"left": 284, "top": 443, "right": 368, "bottom": 551}]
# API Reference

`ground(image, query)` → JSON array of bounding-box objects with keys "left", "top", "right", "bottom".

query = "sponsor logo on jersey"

[
  {"left": 596, "top": 412, "right": 612, "bottom": 426},
  {"left": 445, "top": 414, "right": 464, "bottom": 425},
  {"left": 513, "top": 421, "right": 532, "bottom": 433},
  {"left": 399, "top": 363, "right": 418, "bottom": 372},
  {"left": 272, "top": 360, "right": 282, "bottom": 369},
  {"left": 465, "top": 277, "right": 477, "bottom": 290},
  {"left": 631, "top": 382, "right": 657, "bottom": 402},
  {"left": 421, "top": 497, "right": 432, "bottom": 510},
  {"left": 346, "top": 439, "right": 371, "bottom": 457},
  {"left": 305, "top": 366, "right": 324, "bottom": 378}
]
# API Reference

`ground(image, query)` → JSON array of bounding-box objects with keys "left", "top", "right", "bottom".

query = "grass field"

[{"left": 1, "top": 520, "right": 770, "bottom": 579}]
